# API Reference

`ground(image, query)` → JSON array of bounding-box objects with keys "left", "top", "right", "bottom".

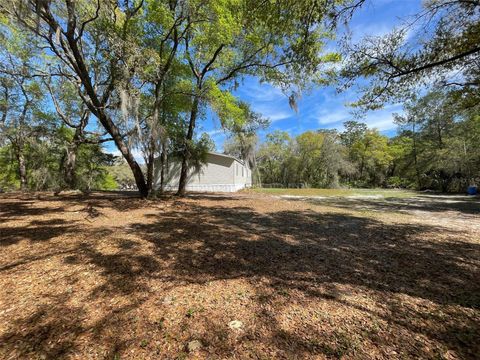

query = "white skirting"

[{"left": 162, "top": 183, "right": 247, "bottom": 193}]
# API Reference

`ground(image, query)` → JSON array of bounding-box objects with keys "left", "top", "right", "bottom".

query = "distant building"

[{"left": 154, "top": 152, "right": 252, "bottom": 193}]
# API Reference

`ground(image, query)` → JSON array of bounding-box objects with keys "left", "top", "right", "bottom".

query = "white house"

[{"left": 153, "top": 152, "right": 252, "bottom": 193}]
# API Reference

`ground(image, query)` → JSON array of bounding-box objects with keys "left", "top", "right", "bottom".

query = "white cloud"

[
  {"left": 304, "top": 98, "right": 403, "bottom": 132},
  {"left": 350, "top": 23, "right": 393, "bottom": 42},
  {"left": 205, "top": 129, "right": 225, "bottom": 137},
  {"left": 237, "top": 78, "right": 284, "bottom": 102},
  {"left": 234, "top": 77, "right": 294, "bottom": 123},
  {"left": 253, "top": 105, "right": 293, "bottom": 123},
  {"left": 316, "top": 108, "right": 352, "bottom": 125},
  {"left": 343, "top": 105, "right": 404, "bottom": 132},
  {"left": 366, "top": 115, "right": 399, "bottom": 131}
]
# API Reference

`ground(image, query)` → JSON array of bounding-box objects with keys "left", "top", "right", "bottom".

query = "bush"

[
  {"left": 386, "top": 176, "right": 411, "bottom": 188},
  {"left": 98, "top": 172, "right": 118, "bottom": 190}
]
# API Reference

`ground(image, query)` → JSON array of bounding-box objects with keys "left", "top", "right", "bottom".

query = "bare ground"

[{"left": 0, "top": 191, "right": 479, "bottom": 359}]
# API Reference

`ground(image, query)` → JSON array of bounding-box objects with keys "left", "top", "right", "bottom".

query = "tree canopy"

[
  {"left": 0, "top": 0, "right": 353, "bottom": 196},
  {"left": 340, "top": 0, "right": 480, "bottom": 110},
  {"left": 0, "top": 0, "right": 478, "bottom": 195},
  {"left": 253, "top": 88, "right": 479, "bottom": 192}
]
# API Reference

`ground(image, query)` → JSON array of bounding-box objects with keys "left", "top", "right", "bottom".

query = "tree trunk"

[
  {"left": 252, "top": 155, "right": 260, "bottom": 187},
  {"left": 177, "top": 96, "right": 199, "bottom": 196},
  {"left": 17, "top": 150, "right": 27, "bottom": 191},
  {"left": 436, "top": 122, "right": 443, "bottom": 148},
  {"left": 97, "top": 112, "right": 148, "bottom": 197},
  {"left": 127, "top": 154, "right": 148, "bottom": 197},
  {"left": 146, "top": 140, "right": 155, "bottom": 195},
  {"left": 146, "top": 82, "right": 163, "bottom": 196},
  {"left": 412, "top": 121, "right": 421, "bottom": 187},
  {"left": 177, "top": 155, "right": 189, "bottom": 196},
  {"left": 62, "top": 127, "right": 82, "bottom": 190},
  {"left": 66, "top": 77, "right": 148, "bottom": 197},
  {"left": 160, "top": 147, "right": 167, "bottom": 193},
  {"left": 359, "top": 157, "right": 365, "bottom": 178},
  {"left": 64, "top": 31, "right": 149, "bottom": 197},
  {"left": 146, "top": 157, "right": 154, "bottom": 194},
  {"left": 64, "top": 145, "right": 77, "bottom": 189}
]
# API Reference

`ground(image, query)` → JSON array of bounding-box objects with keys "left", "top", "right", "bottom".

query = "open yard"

[
  {"left": 246, "top": 188, "right": 420, "bottom": 198},
  {"left": 0, "top": 191, "right": 479, "bottom": 359}
]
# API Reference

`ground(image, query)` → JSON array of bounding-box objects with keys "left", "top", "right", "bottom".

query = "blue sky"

[
  {"left": 201, "top": 0, "right": 422, "bottom": 151},
  {"left": 104, "top": 0, "right": 422, "bottom": 159}
]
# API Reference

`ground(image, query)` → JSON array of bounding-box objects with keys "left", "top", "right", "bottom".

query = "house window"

[{"left": 242, "top": 167, "right": 244, "bottom": 177}]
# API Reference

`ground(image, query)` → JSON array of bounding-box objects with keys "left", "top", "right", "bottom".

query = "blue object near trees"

[{"left": 467, "top": 186, "right": 477, "bottom": 195}]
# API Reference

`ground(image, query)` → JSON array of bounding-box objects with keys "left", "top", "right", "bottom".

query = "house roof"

[
  {"left": 208, "top": 151, "right": 246, "bottom": 165},
  {"left": 154, "top": 151, "right": 247, "bottom": 167}
]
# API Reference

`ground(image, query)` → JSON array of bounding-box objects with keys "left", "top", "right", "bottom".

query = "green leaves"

[
  {"left": 339, "top": 1, "right": 480, "bottom": 110},
  {"left": 0, "top": 0, "right": 362, "bottom": 194},
  {"left": 206, "top": 81, "right": 246, "bottom": 128}
]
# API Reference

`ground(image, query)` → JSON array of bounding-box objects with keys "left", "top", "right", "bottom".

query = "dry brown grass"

[{"left": 0, "top": 191, "right": 479, "bottom": 359}]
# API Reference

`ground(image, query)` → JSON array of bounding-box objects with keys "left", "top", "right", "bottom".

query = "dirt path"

[{"left": 276, "top": 193, "right": 480, "bottom": 230}]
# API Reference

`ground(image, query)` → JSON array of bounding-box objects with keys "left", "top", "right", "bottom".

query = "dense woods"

[
  {"left": 250, "top": 90, "right": 480, "bottom": 191},
  {"left": 0, "top": 0, "right": 478, "bottom": 194}
]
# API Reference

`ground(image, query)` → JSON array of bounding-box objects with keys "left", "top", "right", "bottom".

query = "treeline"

[
  {"left": 0, "top": 125, "right": 118, "bottom": 192},
  {"left": 253, "top": 90, "right": 480, "bottom": 192},
  {"left": 0, "top": 0, "right": 346, "bottom": 196},
  {"left": 0, "top": 48, "right": 122, "bottom": 192}
]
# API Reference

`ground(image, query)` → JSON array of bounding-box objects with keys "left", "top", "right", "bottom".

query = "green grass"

[{"left": 246, "top": 188, "right": 419, "bottom": 198}]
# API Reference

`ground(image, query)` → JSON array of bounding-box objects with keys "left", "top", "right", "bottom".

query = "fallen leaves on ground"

[{"left": 0, "top": 191, "right": 479, "bottom": 359}]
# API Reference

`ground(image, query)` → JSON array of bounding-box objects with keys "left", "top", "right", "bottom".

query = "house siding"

[
  {"left": 153, "top": 152, "right": 251, "bottom": 192},
  {"left": 233, "top": 161, "right": 247, "bottom": 187}
]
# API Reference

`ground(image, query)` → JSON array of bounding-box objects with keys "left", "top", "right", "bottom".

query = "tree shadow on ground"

[
  {"left": 1, "top": 195, "right": 479, "bottom": 359},
  {"left": 0, "top": 290, "right": 142, "bottom": 359},
  {"left": 0, "top": 199, "right": 67, "bottom": 220},
  {"left": 291, "top": 194, "right": 480, "bottom": 215},
  {"left": 128, "top": 202, "right": 479, "bottom": 358},
  {"left": 133, "top": 204, "right": 479, "bottom": 308},
  {"left": 0, "top": 218, "right": 80, "bottom": 247}
]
